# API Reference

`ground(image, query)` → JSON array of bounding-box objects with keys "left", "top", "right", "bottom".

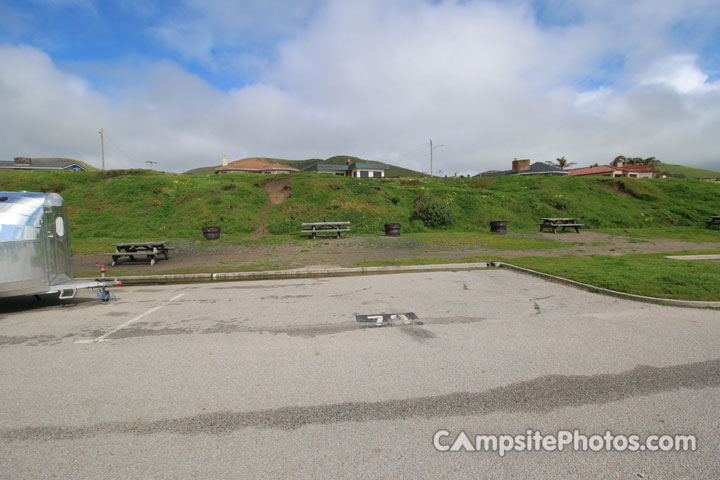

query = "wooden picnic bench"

[
  {"left": 301, "top": 222, "right": 351, "bottom": 239},
  {"left": 537, "top": 217, "right": 585, "bottom": 233},
  {"left": 706, "top": 216, "right": 720, "bottom": 229},
  {"left": 104, "top": 241, "right": 174, "bottom": 266}
]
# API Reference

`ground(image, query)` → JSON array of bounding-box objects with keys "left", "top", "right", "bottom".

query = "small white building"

[{"left": 307, "top": 160, "right": 388, "bottom": 178}]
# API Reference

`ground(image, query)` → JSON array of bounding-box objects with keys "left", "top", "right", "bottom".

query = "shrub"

[{"left": 412, "top": 196, "right": 456, "bottom": 228}]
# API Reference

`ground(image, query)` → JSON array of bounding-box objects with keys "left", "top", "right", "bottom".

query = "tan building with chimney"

[
  {"left": 214, "top": 157, "right": 299, "bottom": 174},
  {"left": 477, "top": 158, "right": 567, "bottom": 177}
]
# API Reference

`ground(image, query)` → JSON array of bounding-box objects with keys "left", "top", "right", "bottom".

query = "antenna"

[{"left": 145, "top": 160, "right": 158, "bottom": 170}]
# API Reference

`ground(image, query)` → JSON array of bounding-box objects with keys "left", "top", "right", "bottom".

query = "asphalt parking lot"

[{"left": 1, "top": 269, "right": 719, "bottom": 479}]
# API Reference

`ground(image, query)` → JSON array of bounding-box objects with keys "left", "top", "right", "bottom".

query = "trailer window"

[{"left": 55, "top": 217, "right": 65, "bottom": 237}]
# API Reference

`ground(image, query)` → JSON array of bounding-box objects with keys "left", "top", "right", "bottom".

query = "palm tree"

[
  {"left": 641, "top": 157, "right": 658, "bottom": 166},
  {"left": 553, "top": 156, "right": 576, "bottom": 169},
  {"left": 613, "top": 155, "right": 658, "bottom": 167}
]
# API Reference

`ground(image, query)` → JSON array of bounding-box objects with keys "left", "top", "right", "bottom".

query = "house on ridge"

[
  {"left": 566, "top": 158, "right": 654, "bottom": 178},
  {"left": 476, "top": 158, "right": 568, "bottom": 177},
  {"left": 214, "top": 157, "right": 299, "bottom": 174},
  {"left": 0, "top": 157, "right": 88, "bottom": 171},
  {"left": 306, "top": 159, "right": 389, "bottom": 178}
]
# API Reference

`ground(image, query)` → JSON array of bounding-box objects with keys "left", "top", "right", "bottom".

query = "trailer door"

[
  {"left": 44, "top": 207, "right": 72, "bottom": 286},
  {"left": 44, "top": 206, "right": 59, "bottom": 284},
  {"left": 52, "top": 208, "right": 72, "bottom": 281}
]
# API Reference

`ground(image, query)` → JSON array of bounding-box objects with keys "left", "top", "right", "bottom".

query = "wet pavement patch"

[
  {"left": 6, "top": 357, "right": 720, "bottom": 440},
  {"left": 0, "top": 335, "right": 57, "bottom": 346}
]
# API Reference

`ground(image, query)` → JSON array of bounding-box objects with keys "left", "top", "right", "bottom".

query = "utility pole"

[
  {"left": 145, "top": 160, "right": 158, "bottom": 170},
  {"left": 99, "top": 128, "right": 105, "bottom": 170},
  {"left": 430, "top": 139, "right": 443, "bottom": 177}
]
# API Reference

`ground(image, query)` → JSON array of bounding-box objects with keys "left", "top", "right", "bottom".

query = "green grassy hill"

[
  {"left": 1, "top": 170, "right": 718, "bottom": 241},
  {"left": 183, "top": 166, "right": 217, "bottom": 175},
  {"left": 183, "top": 155, "right": 424, "bottom": 177},
  {"left": 0, "top": 169, "right": 267, "bottom": 240},
  {"left": 658, "top": 162, "right": 720, "bottom": 179}
]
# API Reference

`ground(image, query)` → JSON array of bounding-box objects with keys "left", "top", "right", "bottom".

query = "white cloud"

[
  {"left": 149, "top": 0, "right": 321, "bottom": 68},
  {"left": 1, "top": 1, "right": 719, "bottom": 173},
  {"left": 0, "top": 45, "right": 110, "bottom": 163},
  {"left": 639, "top": 54, "right": 718, "bottom": 94},
  {"left": 574, "top": 87, "right": 613, "bottom": 112}
]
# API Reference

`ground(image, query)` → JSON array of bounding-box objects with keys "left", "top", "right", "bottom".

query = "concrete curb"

[
  {"left": 493, "top": 262, "right": 720, "bottom": 309},
  {"left": 80, "top": 262, "right": 490, "bottom": 285},
  {"left": 666, "top": 254, "right": 720, "bottom": 261},
  {"left": 79, "top": 261, "right": 720, "bottom": 309}
]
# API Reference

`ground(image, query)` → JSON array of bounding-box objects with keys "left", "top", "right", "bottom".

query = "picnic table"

[
  {"left": 104, "top": 241, "right": 174, "bottom": 266},
  {"left": 537, "top": 217, "right": 585, "bottom": 233},
  {"left": 707, "top": 216, "right": 720, "bottom": 229},
  {"left": 301, "top": 222, "right": 351, "bottom": 239}
]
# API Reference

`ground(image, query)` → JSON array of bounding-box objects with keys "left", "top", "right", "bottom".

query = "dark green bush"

[{"left": 412, "top": 196, "right": 457, "bottom": 227}]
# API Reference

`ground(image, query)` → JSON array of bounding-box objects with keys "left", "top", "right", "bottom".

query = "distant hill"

[
  {"left": 183, "top": 166, "right": 217, "bottom": 175},
  {"left": 183, "top": 155, "right": 424, "bottom": 177},
  {"left": 658, "top": 162, "right": 720, "bottom": 179}
]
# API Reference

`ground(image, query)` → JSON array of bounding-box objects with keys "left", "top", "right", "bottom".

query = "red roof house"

[
  {"left": 215, "top": 158, "right": 299, "bottom": 174},
  {"left": 567, "top": 164, "right": 654, "bottom": 178}
]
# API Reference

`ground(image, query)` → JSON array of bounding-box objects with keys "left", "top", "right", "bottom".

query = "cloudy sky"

[{"left": 1, "top": 0, "right": 719, "bottom": 174}]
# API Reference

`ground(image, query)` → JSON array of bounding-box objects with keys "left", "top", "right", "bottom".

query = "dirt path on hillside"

[
  {"left": 249, "top": 178, "right": 293, "bottom": 237},
  {"left": 263, "top": 177, "right": 292, "bottom": 205},
  {"left": 74, "top": 231, "right": 719, "bottom": 277}
]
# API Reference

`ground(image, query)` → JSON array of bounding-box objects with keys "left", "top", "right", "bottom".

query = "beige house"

[
  {"left": 214, "top": 157, "right": 298, "bottom": 174},
  {"left": 567, "top": 165, "right": 654, "bottom": 178}
]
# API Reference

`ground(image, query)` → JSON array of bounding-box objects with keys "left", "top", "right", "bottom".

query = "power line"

[
  {"left": 103, "top": 131, "right": 138, "bottom": 166},
  {"left": 430, "top": 139, "right": 444, "bottom": 177}
]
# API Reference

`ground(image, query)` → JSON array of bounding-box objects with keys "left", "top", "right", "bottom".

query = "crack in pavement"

[
  {"left": 0, "top": 316, "right": 486, "bottom": 344},
  {"left": 3, "top": 357, "right": 719, "bottom": 441}
]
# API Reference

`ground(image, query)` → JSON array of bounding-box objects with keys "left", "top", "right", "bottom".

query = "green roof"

[
  {"left": 307, "top": 164, "right": 349, "bottom": 171},
  {"left": 306, "top": 162, "right": 388, "bottom": 172},
  {"left": 352, "top": 163, "right": 388, "bottom": 169}
]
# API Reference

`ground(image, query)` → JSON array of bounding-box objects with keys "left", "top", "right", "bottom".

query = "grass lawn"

[
  {"left": 352, "top": 232, "right": 580, "bottom": 250},
  {"left": 502, "top": 250, "right": 720, "bottom": 301}
]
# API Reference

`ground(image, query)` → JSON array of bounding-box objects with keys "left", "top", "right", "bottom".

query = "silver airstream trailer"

[{"left": 0, "top": 191, "right": 118, "bottom": 299}]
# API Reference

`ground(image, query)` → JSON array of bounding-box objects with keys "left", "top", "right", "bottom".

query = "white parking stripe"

[{"left": 75, "top": 293, "right": 185, "bottom": 344}]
